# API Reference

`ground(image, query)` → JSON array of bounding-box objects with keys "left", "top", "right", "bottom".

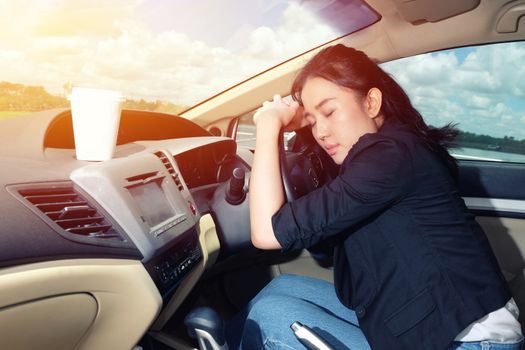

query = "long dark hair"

[{"left": 291, "top": 44, "right": 458, "bottom": 158}]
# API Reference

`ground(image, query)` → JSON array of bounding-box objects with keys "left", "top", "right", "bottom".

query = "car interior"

[{"left": 0, "top": 0, "right": 525, "bottom": 349}]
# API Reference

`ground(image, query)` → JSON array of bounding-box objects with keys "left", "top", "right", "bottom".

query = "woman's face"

[{"left": 301, "top": 77, "right": 384, "bottom": 164}]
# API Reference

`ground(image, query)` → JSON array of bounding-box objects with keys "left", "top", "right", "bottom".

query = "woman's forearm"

[{"left": 249, "top": 118, "right": 285, "bottom": 249}]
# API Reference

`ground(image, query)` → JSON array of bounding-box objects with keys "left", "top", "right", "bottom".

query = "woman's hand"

[{"left": 253, "top": 94, "right": 307, "bottom": 132}]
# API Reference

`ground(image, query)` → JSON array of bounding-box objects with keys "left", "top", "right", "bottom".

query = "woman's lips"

[{"left": 325, "top": 144, "right": 339, "bottom": 156}]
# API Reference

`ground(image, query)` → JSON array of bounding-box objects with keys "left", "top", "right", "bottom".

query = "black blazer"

[{"left": 272, "top": 120, "right": 511, "bottom": 350}]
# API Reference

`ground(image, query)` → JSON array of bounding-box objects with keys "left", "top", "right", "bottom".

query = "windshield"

[{"left": 0, "top": 0, "right": 378, "bottom": 119}]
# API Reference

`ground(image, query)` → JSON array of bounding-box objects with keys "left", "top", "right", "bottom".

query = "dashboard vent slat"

[
  {"left": 46, "top": 208, "right": 96, "bottom": 220},
  {"left": 56, "top": 216, "right": 105, "bottom": 229},
  {"left": 36, "top": 201, "right": 88, "bottom": 213},
  {"left": 154, "top": 151, "right": 184, "bottom": 192},
  {"left": 24, "top": 193, "right": 78, "bottom": 204},
  {"left": 67, "top": 224, "right": 112, "bottom": 235},
  {"left": 18, "top": 185, "right": 124, "bottom": 241},
  {"left": 126, "top": 171, "right": 159, "bottom": 182}
]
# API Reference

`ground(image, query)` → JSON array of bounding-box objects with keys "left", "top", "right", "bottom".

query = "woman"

[{"left": 236, "top": 45, "right": 522, "bottom": 349}]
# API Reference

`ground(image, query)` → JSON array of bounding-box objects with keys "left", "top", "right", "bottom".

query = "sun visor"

[{"left": 393, "top": 0, "right": 480, "bottom": 25}]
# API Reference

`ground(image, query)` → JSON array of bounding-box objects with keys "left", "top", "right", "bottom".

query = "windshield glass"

[{"left": 0, "top": 0, "right": 378, "bottom": 119}]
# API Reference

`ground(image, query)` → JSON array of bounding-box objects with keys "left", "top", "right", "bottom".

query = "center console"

[
  {"left": 145, "top": 226, "right": 202, "bottom": 296},
  {"left": 70, "top": 149, "right": 202, "bottom": 297}
]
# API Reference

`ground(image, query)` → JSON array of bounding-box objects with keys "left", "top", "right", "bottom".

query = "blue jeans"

[
  {"left": 226, "top": 274, "right": 370, "bottom": 350},
  {"left": 226, "top": 274, "right": 524, "bottom": 350}
]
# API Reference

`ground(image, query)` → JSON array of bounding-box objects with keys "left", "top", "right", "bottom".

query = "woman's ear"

[{"left": 365, "top": 88, "right": 383, "bottom": 119}]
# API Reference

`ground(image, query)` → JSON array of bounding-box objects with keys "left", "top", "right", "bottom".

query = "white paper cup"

[{"left": 69, "top": 87, "right": 124, "bottom": 161}]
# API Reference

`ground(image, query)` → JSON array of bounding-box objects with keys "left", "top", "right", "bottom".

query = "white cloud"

[
  {"left": 246, "top": 27, "right": 283, "bottom": 59},
  {"left": 0, "top": 0, "right": 340, "bottom": 107},
  {"left": 466, "top": 95, "right": 492, "bottom": 109},
  {"left": 386, "top": 52, "right": 456, "bottom": 89},
  {"left": 382, "top": 43, "right": 525, "bottom": 140}
]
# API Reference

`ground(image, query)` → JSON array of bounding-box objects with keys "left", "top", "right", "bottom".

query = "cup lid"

[{"left": 68, "top": 87, "right": 124, "bottom": 101}]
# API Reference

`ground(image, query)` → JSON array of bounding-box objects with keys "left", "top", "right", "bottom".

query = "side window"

[
  {"left": 236, "top": 112, "right": 257, "bottom": 149},
  {"left": 381, "top": 41, "right": 525, "bottom": 163}
]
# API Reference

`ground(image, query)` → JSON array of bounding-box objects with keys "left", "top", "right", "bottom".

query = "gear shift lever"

[
  {"left": 225, "top": 167, "right": 246, "bottom": 205},
  {"left": 184, "top": 307, "right": 229, "bottom": 350}
]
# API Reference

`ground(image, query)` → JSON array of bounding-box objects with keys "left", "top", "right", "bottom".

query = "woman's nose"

[{"left": 315, "top": 121, "right": 329, "bottom": 141}]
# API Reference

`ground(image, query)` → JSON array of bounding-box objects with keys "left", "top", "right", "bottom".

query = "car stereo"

[
  {"left": 126, "top": 172, "right": 188, "bottom": 237},
  {"left": 70, "top": 151, "right": 200, "bottom": 262}
]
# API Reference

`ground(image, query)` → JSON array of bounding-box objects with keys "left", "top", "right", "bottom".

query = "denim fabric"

[
  {"left": 226, "top": 274, "right": 524, "bottom": 350},
  {"left": 226, "top": 274, "right": 370, "bottom": 350},
  {"left": 448, "top": 339, "right": 523, "bottom": 350}
]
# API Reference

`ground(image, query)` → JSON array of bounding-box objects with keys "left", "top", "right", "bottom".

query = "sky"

[
  {"left": 0, "top": 0, "right": 375, "bottom": 105},
  {"left": 382, "top": 42, "right": 525, "bottom": 139},
  {"left": 0, "top": 0, "right": 523, "bottom": 139}
]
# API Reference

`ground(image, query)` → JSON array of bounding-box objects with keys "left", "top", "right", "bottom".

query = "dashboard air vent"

[
  {"left": 154, "top": 151, "right": 184, "bottom": 192},
  {"left": 17, "top": 185, "right": 123, "bottom": 240}
]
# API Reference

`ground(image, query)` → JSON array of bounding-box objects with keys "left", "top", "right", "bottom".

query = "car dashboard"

[{"left": 0, "top": 109, "right": 252, "bottom": 349}]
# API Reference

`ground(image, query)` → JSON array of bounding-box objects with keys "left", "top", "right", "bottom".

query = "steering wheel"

[{"left": 279, "top": 127, "right": 338, "bottom": 202}]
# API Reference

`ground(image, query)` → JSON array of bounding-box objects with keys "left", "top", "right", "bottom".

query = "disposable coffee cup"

[{"left": 69, "top": 87, "right": 124, "bottom": 161}]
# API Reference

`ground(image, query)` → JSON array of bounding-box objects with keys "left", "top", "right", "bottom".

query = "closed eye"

[{"left": 305, "top": 116, "right": 316, "bottom": 127}]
